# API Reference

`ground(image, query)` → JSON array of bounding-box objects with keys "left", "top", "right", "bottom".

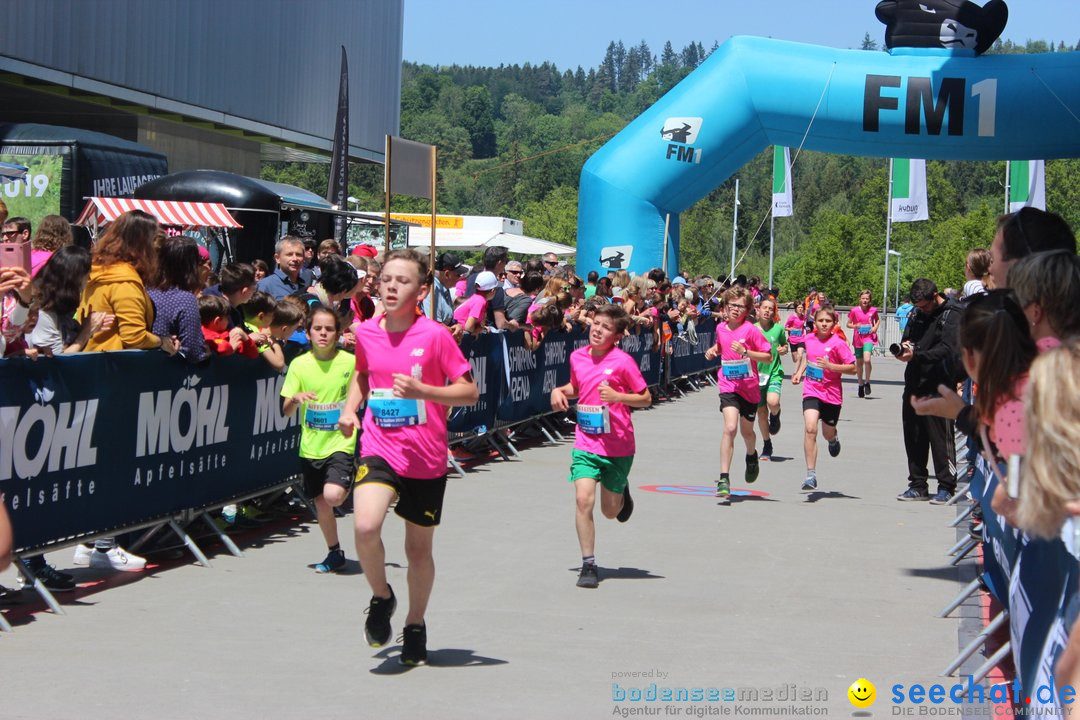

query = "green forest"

[{"left": 262, "top": 36, "right": 1080, "bottom": 308}]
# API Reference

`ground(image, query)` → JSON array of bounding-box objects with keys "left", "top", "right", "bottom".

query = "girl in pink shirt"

[
  {"left": 846, "top": 290, "right": 880, "bottom": 398},
  {"left": 785, "top": 303, "right": 808, "bottom": 366},
  {"left": 703, "top": 287, "right": 773, "bottom": 501},
  {"left": 337, "top": 249, "right": 479, "bottom": 666},
  {"left": 792, "top": 305, "right": 856, "bottom": 491},
  {"left": 551, "top": 304, "right": 651, "bottom": 588}
]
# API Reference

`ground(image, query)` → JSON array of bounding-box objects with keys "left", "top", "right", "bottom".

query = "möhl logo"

[
  {"left": 136, "top": 374, "right": 230, "bottom": 457},
  {"left": 0, "top": 381, "right": 99, "bottom": 480}
]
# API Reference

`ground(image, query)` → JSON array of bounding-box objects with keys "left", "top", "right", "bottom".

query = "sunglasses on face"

[
  {"left": 1, "top": 230, "right": 19, "bottom": 238},
  {"left": 544, "top": 261, "right": 558, "bottom": 266},
  {"left": 507, "top": 270, "right": 523, "bottom": 275}
]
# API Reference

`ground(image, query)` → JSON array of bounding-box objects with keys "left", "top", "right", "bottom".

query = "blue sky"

[{"left": 403, "top": 0, "right": 1079, "bottom": 69}]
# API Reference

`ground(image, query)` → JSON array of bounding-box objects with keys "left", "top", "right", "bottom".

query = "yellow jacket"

[{"left": 78, "top": 262, "right": 160, "bottom": 351}]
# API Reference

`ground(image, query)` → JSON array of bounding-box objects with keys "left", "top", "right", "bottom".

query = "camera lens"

[{"left": 889, "top": 343, "right": 902, "bottom": 357}]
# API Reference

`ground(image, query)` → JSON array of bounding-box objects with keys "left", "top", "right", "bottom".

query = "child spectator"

[
  {"left": 281, "top": 305, "right": 357, "bottom": 573},
  {"left": 29, "top": 214, "right": 73, "bottom": 276},
  {"left": 202, "top": 262, "right": 256, "bottom": 329},
  {"left": 550, "top": 304, "right": 652, "bottom": 589},
  {"left": 27, "top": 245, "right": 112, "bottom": 355},
  {"left": 200, "top": 294, "right": 257, "bottom": 357},
  {"left": 252, "top": 259, "right": 270, "bottom": 282},
  {"left": 148, "top": 235, "right": 208, "bottom": 363},
  {"left": 259, "top": 301, "right": 306, "bottom": 372},
  {"left": 454, "top": 270, "right": 498, "bottom": 337}
]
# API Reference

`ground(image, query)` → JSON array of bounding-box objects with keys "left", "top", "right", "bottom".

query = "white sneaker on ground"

[
  {"left": 89, "top": 546, "right": 146, "bottom": 572},
  {"left": 72, "top": 544, "right": 93, "bottom": 566}
]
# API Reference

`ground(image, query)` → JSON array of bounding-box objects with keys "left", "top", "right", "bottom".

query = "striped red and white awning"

[{"left": 75, "top": 197, "right": 242, "bottom": 229}]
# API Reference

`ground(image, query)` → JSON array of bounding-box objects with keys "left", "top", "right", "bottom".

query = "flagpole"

[
  {"left": 768, "top": 215, "right": 775, "bottom": 289},
  {"left": 1004, "top": 160, "right": 1011, "bottom": 214},
  {"left": 383, "top": 135, "right": 392, "bottom": 257},
  {"left": 729, "top": 178, "right": 739, "bottom": 281},
  {"left": 661, "top": 213, "right": 671, "bottom": 276},
  {"left": 429, "top": 144, "right": 438, "bottom": 319},
  {"left": 883, "top": 158, "right": 894, "bottom": 352}
]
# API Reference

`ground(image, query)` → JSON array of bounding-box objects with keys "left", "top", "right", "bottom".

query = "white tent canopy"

[{"left": 406, "top": 229, "right": 575, "bottom": 256}]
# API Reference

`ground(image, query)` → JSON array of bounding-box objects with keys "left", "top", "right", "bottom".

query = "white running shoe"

[
  {"left": 72, "top": 544, "right": 93, "bottom": 566},
  {"left": 89, "top": 546, "right": 146, "bottom": 572}
]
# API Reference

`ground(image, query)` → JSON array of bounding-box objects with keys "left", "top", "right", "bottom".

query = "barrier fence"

[{"left": 0, "top": 319, "right": 722, "bottom": 560}]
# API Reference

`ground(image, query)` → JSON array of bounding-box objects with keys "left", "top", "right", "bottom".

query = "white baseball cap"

[{"left": 475, "top": 270, "right": 499, "bottom": 291}]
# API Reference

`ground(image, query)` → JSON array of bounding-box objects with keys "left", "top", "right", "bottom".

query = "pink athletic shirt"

[
  {"left": 801, "top": 332, "right": 856, "bottom": 406},
  {"left": 570, "top": 345, "right": 648, "bottom": 457},
  {"left": 848, "top": 306, "right": 880, "bottom": 345},
  {"left": 354, "top": 314, "right": 472, "bottom": 478},
  {"left": 715, "top": 320, "right": 771, "bottom": 403},
  {"left": 784, "top": 314, "right": 807, "bottom": 346},
  {"left": 452, "top": 293, "right": 487, "bottom": 326}
]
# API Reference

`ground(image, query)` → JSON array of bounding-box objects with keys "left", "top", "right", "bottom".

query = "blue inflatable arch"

[{"left": 576, "top": 36, "right": 1080, "bottom": 276}]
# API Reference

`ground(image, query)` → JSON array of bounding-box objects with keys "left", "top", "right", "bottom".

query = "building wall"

[{"left": 0, "top": 0, "right": 402, "bottom": 162}]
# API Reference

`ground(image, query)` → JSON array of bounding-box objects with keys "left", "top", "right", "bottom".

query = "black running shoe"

[
  {"left": 864, "top": 381, "right": 871, "bottom": 396},
  {"left": 577, "top": 563, "right": 599, "bottom": 589},
  {"left": 761, "top": 439, "right": 773, "bottom": 460},
  {"left": 364, "top": 585, "right": 397, "bottom": 647},
  {"left": 745, "top": 452, "right": 760, "bottom": 483},
  {"left": 20, "top": 561, "right": 75, "bottom": 592},
  {"left": 399, "top": 623, "right": 428, "bottom": 666},
  {"left": 768, "top": 412, "right": 781, "bottom": 435},
  {"left": 828, "top": 438, "right": 841, "bottom": 457},
  {"left": 617, "top": 485, "right": 634, "bottom": 523},
  {"left": 858, "top": 384, "right": 865, "bottom": 398}
]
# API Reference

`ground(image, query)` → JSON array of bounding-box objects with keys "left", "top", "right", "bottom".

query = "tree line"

[{"left": 262, "top": 36, "right": 1079, "bottom": 307}]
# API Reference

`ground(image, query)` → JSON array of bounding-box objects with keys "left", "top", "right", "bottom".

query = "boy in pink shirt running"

[
  {"left": 703, "top": 287, "right": 773, "bottom": 502},
  {"left": 551, "top": 305, "right": 651, "bottom": 589},
  {"left": 337, "top": 249, "right": 479, "bottom": 666},
  {"left": 792, "top": 305, "right": 856, "bottom": 490}
]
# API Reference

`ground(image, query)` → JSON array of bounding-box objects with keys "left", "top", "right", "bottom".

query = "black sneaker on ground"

[
  {"left": 865, "top": 382, "right": 872, "bottom": 396},
  {"left": 0, "top": 584, "right": 24, "bottom": 605},
  {"left": 858, "top": 383, "right": 865, "bottom": 398},
  {"left": 21, "top": 561, "right": 76, "bottom": 592},
  {"left": 929, "top": 489, "right": 954, "bottom": 505},
  {"left": 896, "top": 488, "right": 930, "bottom": 501},
  {"left": 577, "top": 563, "right": 599, "bottom": 589},
  {"left": 364, "top": 585, "right": 397, "bottom": 647},
  {"left": 828, "top": 438, "right": 841, "bottom": 457},
  {"left": 616, "top": 485, "right": 634, "bottom": 523},
  {"left": 399, "top": 623, "right": 428, "bottom": 666},
  {"left": 745, "top": 453, "right": 760, "bottom": 484},
  {"left": 768, "top": 412, "right": 781, "bottom": 435},
  {"left": 761, "top": 439, "right": 773, "bottom": 460}
]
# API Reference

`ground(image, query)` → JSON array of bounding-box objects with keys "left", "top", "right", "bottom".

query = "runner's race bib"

[
  {"left": 576, "top": 404, "right": 611, "bottom": 435},
  {"left": 805, "top": 364, "right": 825, "bottom": 383},
  {"left": 758, "top": 370, "right": 771, "bottom": 386},
  {"left": 858, "top": 324, "right": 871, "bottom": 335},
  {"left": 789, "top": 328, "right": 803, "bottom": 339},
  {"left": 305, "top": 401, "right": 344, "bottom": 431},
  {"left": 368, "top": 388, "right": 427, "bottom": 428},
  {"left": 721, "top": 358, "right": 752, "bottom": 380}
]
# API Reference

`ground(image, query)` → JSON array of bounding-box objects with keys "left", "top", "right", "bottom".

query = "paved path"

[{"left": 0, "top": 358, "right": 969, "bottom": 720}]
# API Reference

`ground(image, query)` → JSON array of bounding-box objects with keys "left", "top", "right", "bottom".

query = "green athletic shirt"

[
  {"left": 280, "top": 350, "right": 357, "bottom": 459},
  {"left": 755, "top": 321, "right": 788, "bottom": 380}
]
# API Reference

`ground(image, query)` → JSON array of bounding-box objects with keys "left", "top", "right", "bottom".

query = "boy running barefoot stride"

[
  {"left": 550, "top": 305, "right": 651, "bottom": 589},
  {"left": 337, "top": 249, "right": 478, "bottom": 666}
]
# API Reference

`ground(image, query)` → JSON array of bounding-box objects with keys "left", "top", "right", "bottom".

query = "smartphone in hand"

[{"left": 0, "top": 242, "right": 31, "bottom": 274}]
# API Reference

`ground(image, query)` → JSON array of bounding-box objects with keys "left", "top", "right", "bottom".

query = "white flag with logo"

[
  {"left": 890, "top": 158, "right": 928, "bottom": 222},
  {"left": 1009, "top": 160, "right": 1046, "bottom": 212},
  {"left": 772, "top": 146, "right": 793, "bottom": 218}
]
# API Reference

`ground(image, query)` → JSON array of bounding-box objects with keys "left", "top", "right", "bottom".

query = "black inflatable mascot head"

[{"left": 875, "top": 0, "right": 1008, "bottom": 55}]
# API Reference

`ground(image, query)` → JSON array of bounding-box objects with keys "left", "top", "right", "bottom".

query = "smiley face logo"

[{"left": 848, "top": 678, "right": 876, "bottom": 709}]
